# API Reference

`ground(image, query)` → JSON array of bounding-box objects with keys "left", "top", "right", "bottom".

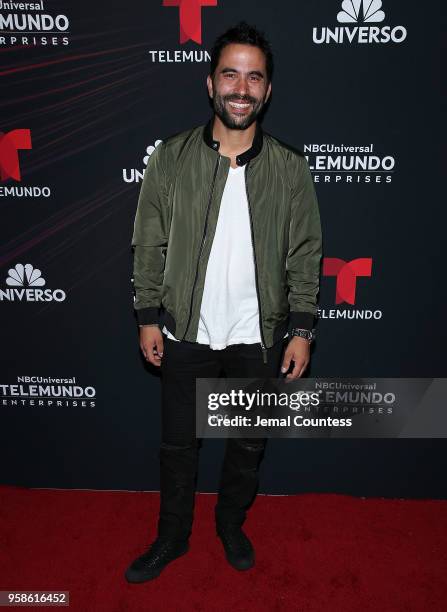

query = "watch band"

[{"left": 291, "top": 328, "right": 316, "bottom": 342}]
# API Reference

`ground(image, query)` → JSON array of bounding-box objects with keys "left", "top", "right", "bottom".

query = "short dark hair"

[{"left": 210, "top": 21, "right": 274, "bottom": 83}]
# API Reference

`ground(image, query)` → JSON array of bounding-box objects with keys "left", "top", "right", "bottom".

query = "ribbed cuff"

[
  {"left": 135, "top": 306, "right": 160, "bottom": 326},
  {"left": 288, "top": 311, "right": 314, "bottom": 333}
]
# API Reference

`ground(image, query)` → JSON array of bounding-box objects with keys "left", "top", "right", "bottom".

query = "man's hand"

[
  {"left": 139, "top": 326, "right": 164, "bottom": 367},
  {"left": 281, "top": 336, "right": 310, "bottom": 382}
]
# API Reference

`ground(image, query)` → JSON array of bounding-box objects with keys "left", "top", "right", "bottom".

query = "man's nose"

[{"left": 235, "top": 76, "right": 249, "bottom": 96}]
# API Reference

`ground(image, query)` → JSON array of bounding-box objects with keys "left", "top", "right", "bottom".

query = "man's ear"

[
  {"left": 206, "top": 74, "right": 214, "bottom": 99},
  {"left": 265, "top": 81, "right": 272, "bottom": 103}
]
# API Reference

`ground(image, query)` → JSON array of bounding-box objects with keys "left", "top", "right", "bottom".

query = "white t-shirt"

[{"left": 162, "top": 163, "right": 262, "bottom": 349}]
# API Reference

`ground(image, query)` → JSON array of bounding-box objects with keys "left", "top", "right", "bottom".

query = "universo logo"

[
  {"left": 123, "top": 139, "right": 163, "bottom": 183},
  {"left": 313, "top": 0, "right": 407, "bottom": 45},
  {"left": 1, "top": 263, "right": 66, "bottom": 302}
]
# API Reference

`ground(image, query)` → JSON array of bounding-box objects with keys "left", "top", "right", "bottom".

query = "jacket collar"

[{"left": 203, "top": 118, "right": 264, "bottom": 166}]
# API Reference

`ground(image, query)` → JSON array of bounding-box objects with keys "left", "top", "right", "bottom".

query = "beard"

[{"left": 212, "top": 90, "right": 266, "bottom": 130}]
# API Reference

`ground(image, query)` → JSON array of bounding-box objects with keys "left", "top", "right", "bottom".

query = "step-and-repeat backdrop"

[{"left": 1, "top": 1, "right": 444, "bottom": 496}]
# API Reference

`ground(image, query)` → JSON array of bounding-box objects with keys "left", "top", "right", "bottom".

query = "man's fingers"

[
  {"left": 138, "top": 326, "right": 164, "bottom": 367},
  {"left": 155, "top": 337, "right": 164, "bottom": 358},
  {"left": 298, "top": 360, "right": 309, "bottom": 377},
  {"left": 149, "top": 340, "right": 162, "bottom": 366},
  {"left": 141, "top": 340, "right": 162, "bottom": 367},
  {"left": 281, "top": 350, "right": 293, "bottom": 374},
  {"left": 285, "top": 358, "right": 308, "bottom": 382},
  {"left": 285, "top": 361, "right": 301, "bottom": 381}
]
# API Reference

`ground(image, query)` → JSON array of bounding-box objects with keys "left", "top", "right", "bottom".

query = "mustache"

[{"left": 223, "top": 94, "right": 258, "bottom": 105}]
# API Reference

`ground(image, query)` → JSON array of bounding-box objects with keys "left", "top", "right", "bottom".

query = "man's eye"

[
  {"left": 250, "top": 75, "right": 261, "bottom": 81},
  {"left": 224, "top": 73, "right": 236, "bottom": 78}
]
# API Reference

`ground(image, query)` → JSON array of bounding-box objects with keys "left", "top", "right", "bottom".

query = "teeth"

[{"left": 229, "top": 102, "right": 250, "bottom": 109}]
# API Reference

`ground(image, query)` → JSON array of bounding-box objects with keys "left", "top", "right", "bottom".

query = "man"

[{"left": 125, "top": 22, "right": 322, "bottom": 582}]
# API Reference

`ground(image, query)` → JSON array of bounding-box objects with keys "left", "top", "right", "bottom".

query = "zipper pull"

[{"left": 261, "top": 344, "right": 268, "bottom": 364}]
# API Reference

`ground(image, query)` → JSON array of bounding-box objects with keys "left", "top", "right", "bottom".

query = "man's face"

[{"left": 207, "top": 43, "right": 272, "bottom": 130}]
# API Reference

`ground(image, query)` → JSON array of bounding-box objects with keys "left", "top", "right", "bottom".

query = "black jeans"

[{"left": 157, "top": 334, "right": 287, "bottom": 540}]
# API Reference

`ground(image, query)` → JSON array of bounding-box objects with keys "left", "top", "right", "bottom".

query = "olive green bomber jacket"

[{"left": 131, "top": 120, "right": 322, "bottom": 358}]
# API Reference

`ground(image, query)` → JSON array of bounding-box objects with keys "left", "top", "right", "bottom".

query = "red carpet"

[{"left": 1, "top": 485, "right": 446, "bottom": 611}]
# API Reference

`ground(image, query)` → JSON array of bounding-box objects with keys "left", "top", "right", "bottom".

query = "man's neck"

[{"left": 212, "top": 115, "right": 256, "bottom": 168}]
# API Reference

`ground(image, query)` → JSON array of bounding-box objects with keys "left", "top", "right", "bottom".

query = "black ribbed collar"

[{"left": 203, "top": 118, "right": 264, "bottom": 166}]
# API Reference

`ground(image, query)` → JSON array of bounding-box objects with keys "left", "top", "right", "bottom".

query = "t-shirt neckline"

[{"left": 229, "top": 164, "right": 245, "bottom": 173}]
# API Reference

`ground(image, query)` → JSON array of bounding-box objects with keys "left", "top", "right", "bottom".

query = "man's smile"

[
  {"left": 228, "top": 100, "right": 251, "bottom": 113},
  {"left": 224, "top": 96, "right": 257, "bottom": 116}
]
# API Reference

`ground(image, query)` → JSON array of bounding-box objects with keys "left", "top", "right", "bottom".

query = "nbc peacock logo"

[
  {"left": 313, "top": 0, "right": 407, "bottom": 45},
  {"left": 122, "top": 139, "right": 163, "bottom": 184},
  {"left": 143, "top": 140, "right": 162, "bottom": 165},
  {"left": 7, "top": 263, "right": 45, "bottom": 287},
  {"left": 337, "top": 0, "right": 385, "bottom": 23},
  {"left": 1, "top": 263, "right": 66, "bottom": 302}
]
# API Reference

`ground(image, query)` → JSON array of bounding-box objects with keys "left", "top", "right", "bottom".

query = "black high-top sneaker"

[
  {"left": 216, "top": 524, "right": 255, "bottom": 570},
  {"left": 125, "top": 536, "right": 189, "bottom": 583}
]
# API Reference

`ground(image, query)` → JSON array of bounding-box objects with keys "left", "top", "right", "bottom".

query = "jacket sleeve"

[
  {"left": 131, "top": 142, "right": 169, "bottom": 325},
  {"left": 286, "top": 154, "right": 322, "bottom": 332}
]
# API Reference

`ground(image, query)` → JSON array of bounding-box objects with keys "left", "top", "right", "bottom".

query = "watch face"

[
  {"left": 295, "top": 330, "right": 309, "bottom": 338},
  {"left": 293, "top": 329, "right": 314, "bottom": 341}
]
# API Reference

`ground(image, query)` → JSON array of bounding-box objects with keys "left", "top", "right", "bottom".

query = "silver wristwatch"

[{"left": 291, "top": 328, "right": 316, "bottom": 343}]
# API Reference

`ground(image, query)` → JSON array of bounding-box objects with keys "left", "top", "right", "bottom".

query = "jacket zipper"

[
  {"left": 182, "top": 154, "right": 221, "bottom": 341},
  {"left": 244, "top": 162, "right": 268, "bottom": 364}
]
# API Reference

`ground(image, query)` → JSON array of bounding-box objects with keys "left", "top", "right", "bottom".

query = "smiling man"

[{"left": 126, "top": 22, "right": 322, "bottom": 582}]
